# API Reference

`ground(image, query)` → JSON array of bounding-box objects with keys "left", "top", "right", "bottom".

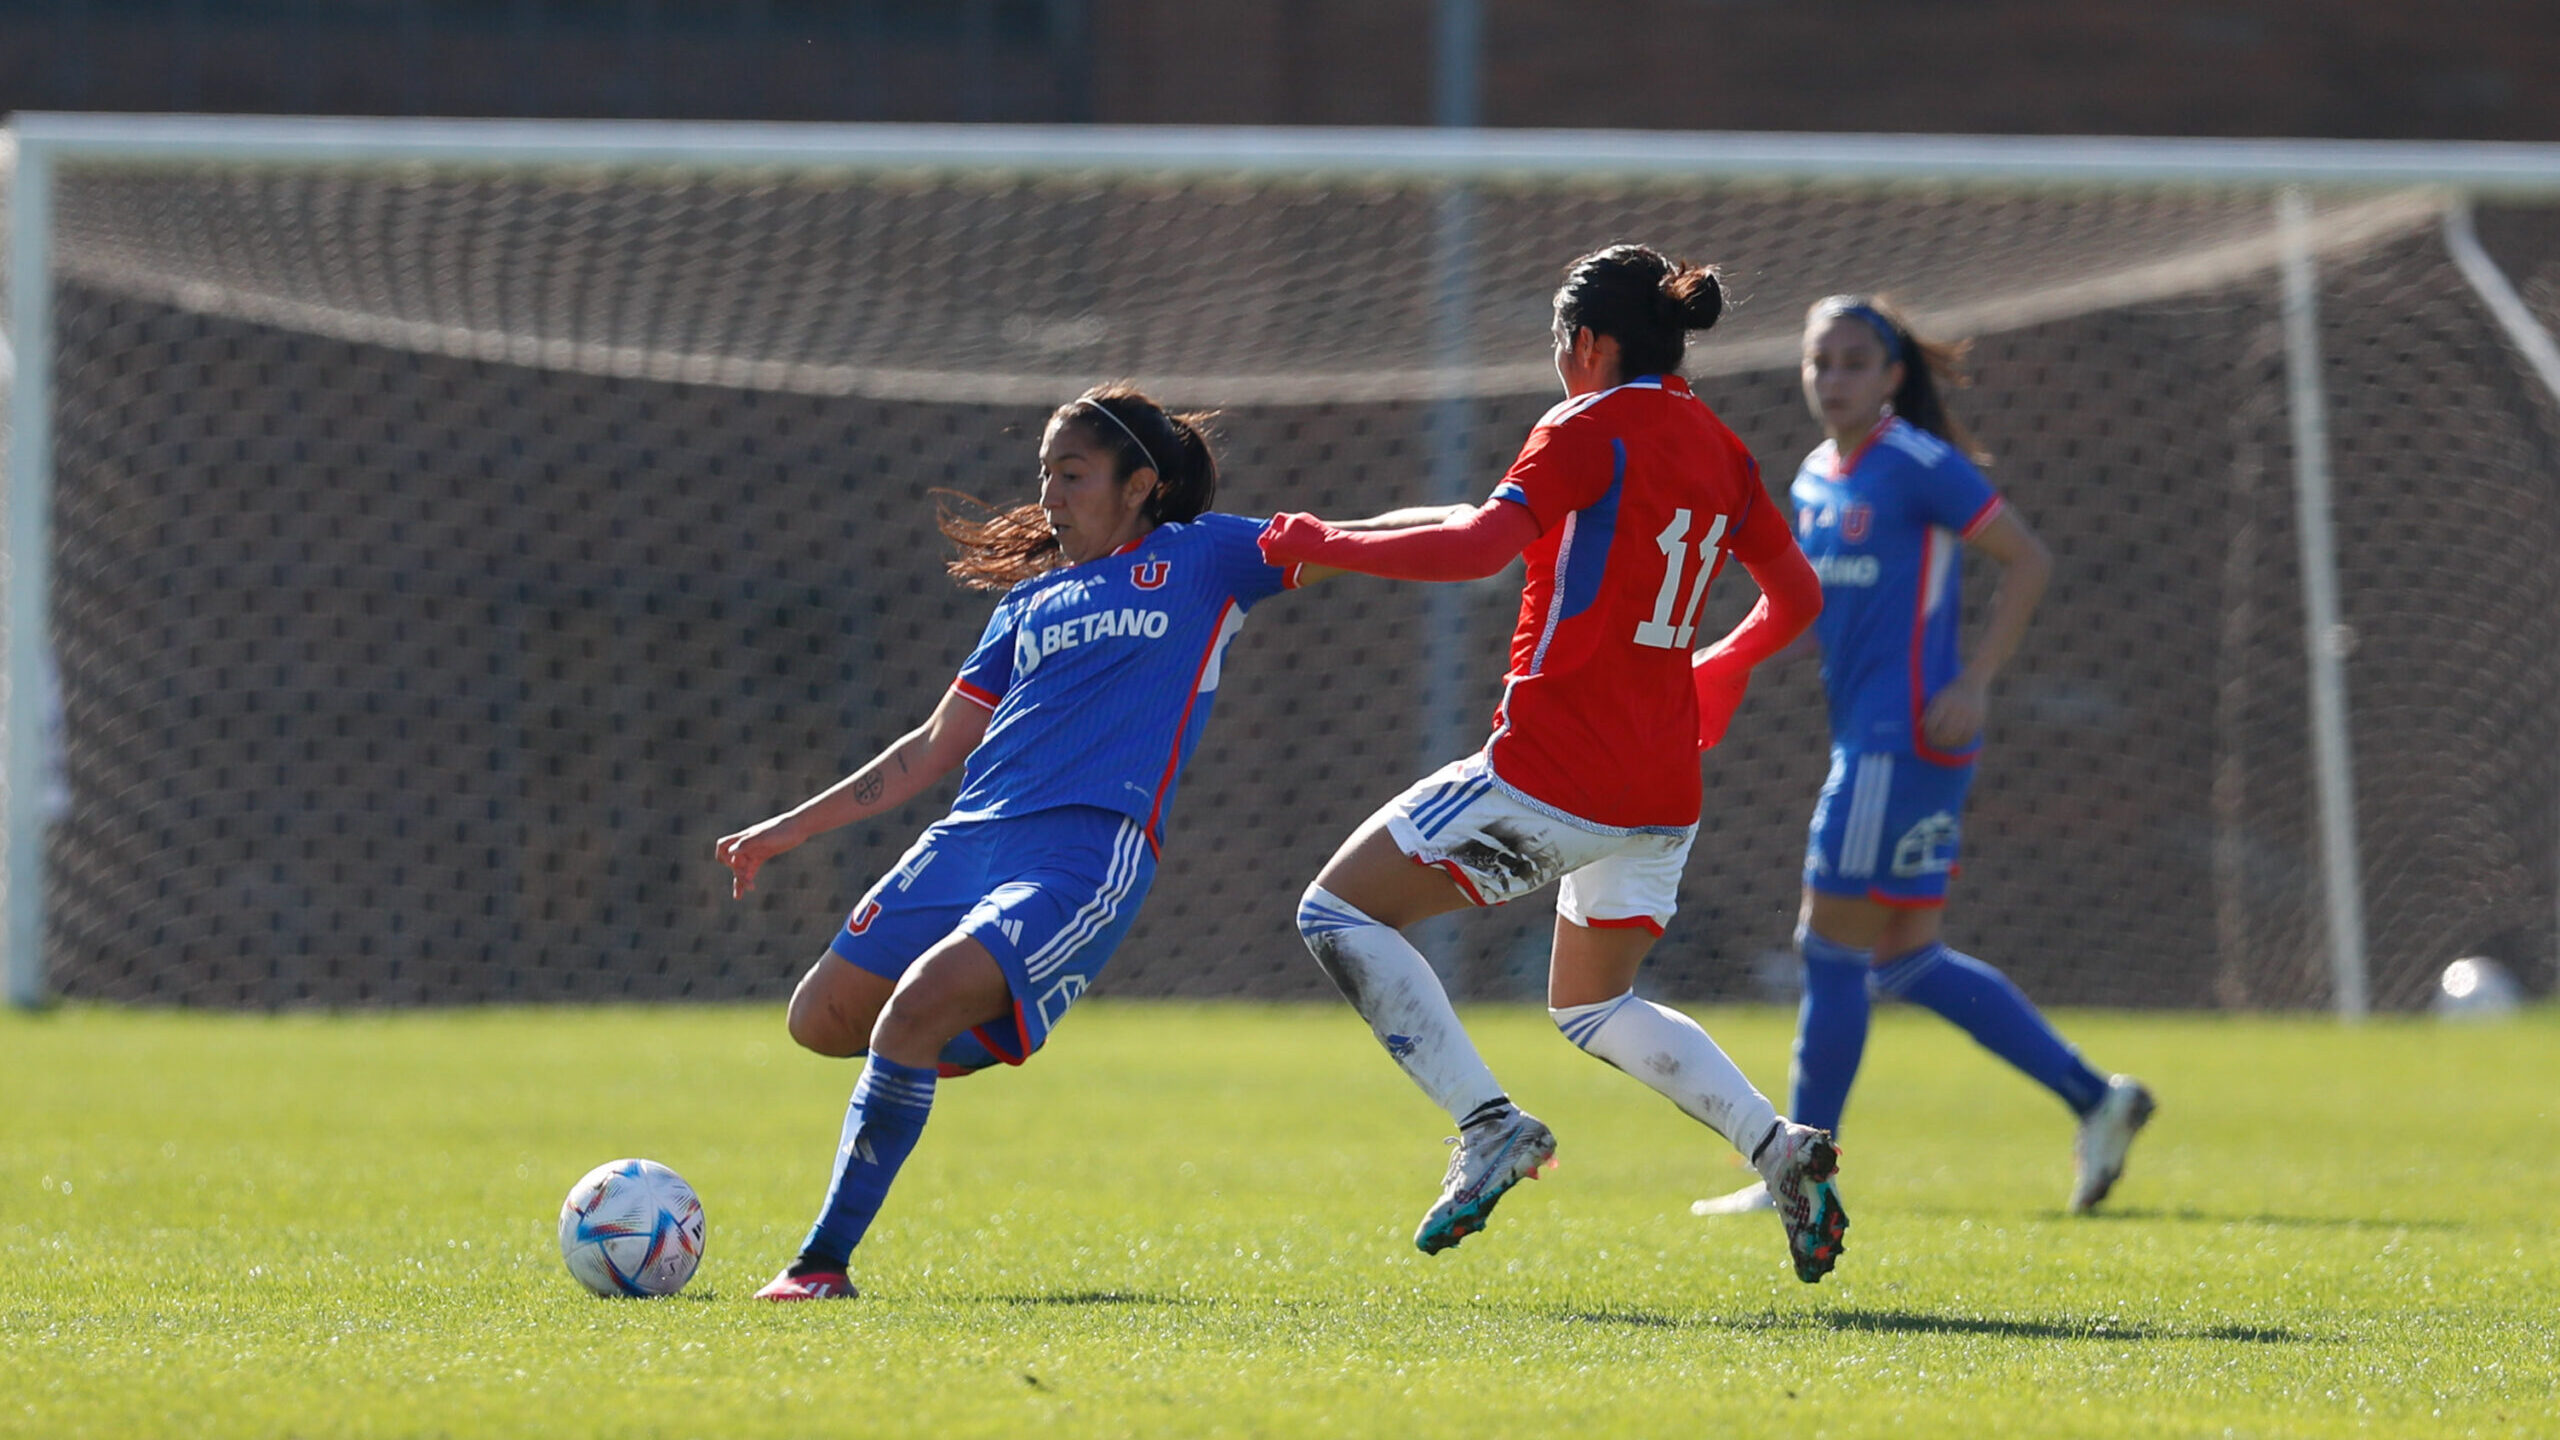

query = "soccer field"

[{"left": 4, "top": 1002, "right": 2554, "bottom": 1438}]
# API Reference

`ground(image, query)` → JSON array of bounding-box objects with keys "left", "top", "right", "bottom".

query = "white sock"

[
  {"left": 1296, "top": 884, "right": 1508, "bottom": 1124},
  {"left": 1551, "top": 992, "right": 1778, "bottom": 1155}
]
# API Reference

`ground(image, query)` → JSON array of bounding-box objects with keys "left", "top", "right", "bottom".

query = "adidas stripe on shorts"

[
  {"left": 830, "top": 805, "right": 1155, "bottom": 1072},
  {"left": 1375, "top": 752, "right": 1696, "bottom": 936}
]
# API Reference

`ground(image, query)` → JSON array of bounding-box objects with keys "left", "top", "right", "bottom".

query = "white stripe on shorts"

[
  {"left": 1841, "top": 752, "right": 1894, "bottom": 880},
  {"left": 1023, "top": 818, "right": 1147, "bottom": 984}
]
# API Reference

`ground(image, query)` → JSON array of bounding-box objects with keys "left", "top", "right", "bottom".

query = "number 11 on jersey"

[{"left": 1633, "top": 508, "right": 1729, "bottom": 649}]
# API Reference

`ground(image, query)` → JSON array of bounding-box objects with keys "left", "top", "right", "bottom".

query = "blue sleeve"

[
  {"left": 1190, "top": 512, "right": 1296, "bottom": 609},
  {"left": 1913, "top": 449, "right": 2003, "bottom": 536},
  {"left": 952, "top": 594, "right": 1019, "bottom": 710}
]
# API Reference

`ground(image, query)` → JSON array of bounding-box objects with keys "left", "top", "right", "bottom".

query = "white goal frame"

[{"left": 11, "top": 114, "right": 2560, "bottom": 1014}]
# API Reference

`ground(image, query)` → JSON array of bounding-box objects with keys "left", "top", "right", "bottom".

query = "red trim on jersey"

[
  {"left": 1110, "top": 534, "right": 1149, "bottom": 557},
  {"left": 1830, "top": 416, "right": 1895, "bottom": 479},
  {"left": 1424, "top": 856, "right": 1491, "bottom": 907},
  {"left": 1908, "top": 526, "right": 1980, "bottom": 769},
  {"left": 1143, "top": 598, "right": 1237, "bottom": 850},
  {"left": 1582, "top": 914, "right": 1667, "bottom": 937},
  {"left": 951, "top": 677, "right": 1001, "bottom": 711},
  {"left": 1866, "top": 890, "right": 1950, "bottom": 910},
  {"left": 1959, "top": 494, "right": 2006, "bottom": 540}
]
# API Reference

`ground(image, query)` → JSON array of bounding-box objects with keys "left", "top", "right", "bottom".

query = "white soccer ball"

[
  {"left": 2431, "top": 957, "right": 2523, "bottom": 1021},
  {"left": 557, "top": 1158, "right": 706, "bottom": 1297}
]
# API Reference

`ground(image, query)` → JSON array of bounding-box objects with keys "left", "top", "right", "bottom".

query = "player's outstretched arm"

[
  {"left": 1923, "top": 506, "right": 2051, "bottom": 750},
  {"left": 714, "top": 686, "right": 991, "bottom": 898},
  {"left": 1323, "top": 503, "right": 1477, "bottom": 533},
  {"left": 1260, "top": 501, "right": 1540, "bottom": 583},
  {"left": 1268, "top": 503, "right": 1478, "bottom": 584}
]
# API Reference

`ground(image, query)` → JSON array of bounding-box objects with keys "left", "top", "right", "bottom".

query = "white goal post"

[{"left": 11, "top": 114, "right": 2560, "bottom": 1014}]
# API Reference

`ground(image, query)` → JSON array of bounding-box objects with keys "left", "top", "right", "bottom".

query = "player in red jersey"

[{"left": 1259, "top": 244, "right": 1843, "bottom": 1281}]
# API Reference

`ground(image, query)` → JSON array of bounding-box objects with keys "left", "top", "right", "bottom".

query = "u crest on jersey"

[
  {"left": 1131, "top": 559, "right": 1170, "bottom": 590},
  {"left": 1841, "top": 502, "right": 1874, "bottom": 543}
]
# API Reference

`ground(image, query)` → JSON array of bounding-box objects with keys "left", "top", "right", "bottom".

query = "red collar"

[{"left": 1830, "top": 416, "right": 1896, "bottom": 480}]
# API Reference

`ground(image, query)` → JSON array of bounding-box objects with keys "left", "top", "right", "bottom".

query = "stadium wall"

[{"left": 0, "top": 2, "right": 2555, "bottom": 141}]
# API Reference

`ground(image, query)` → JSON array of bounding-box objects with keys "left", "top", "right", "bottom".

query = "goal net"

[{"left": 9, "top": 119, "right": 2560, "bottom": 1011}]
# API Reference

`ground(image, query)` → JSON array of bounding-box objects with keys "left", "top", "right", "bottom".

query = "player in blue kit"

[
  {"left": 1694, "top": 295, "right": 2153, "bottom": 1220},
  {"left": 717, "top": 386, "right": 1318, "bottom": 1301}
]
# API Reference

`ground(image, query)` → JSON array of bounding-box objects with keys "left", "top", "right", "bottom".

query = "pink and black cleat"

[{"left": 754, "top": 1268, "right": 858, "bottom": 1301}]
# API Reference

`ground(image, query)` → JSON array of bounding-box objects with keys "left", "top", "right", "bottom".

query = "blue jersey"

[
  {"left": 1790, "top": 417, "right": 2004, "bottom": 766},
  {"left": 947, "top": 512, "right": 1297, "bottom": 848}
]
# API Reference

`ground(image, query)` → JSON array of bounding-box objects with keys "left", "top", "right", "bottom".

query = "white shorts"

[{"left": 1376, "top": 753, "right": 1698, "bottom": 936}]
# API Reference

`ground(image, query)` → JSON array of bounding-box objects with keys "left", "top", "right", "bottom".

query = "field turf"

[{"left": 4, "top": 1000, "right": 2555, "bottom": 1438}]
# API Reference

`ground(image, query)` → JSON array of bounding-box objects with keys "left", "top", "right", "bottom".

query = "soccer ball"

[
  {"left": 557, "top": 1158, "right": 706, "bottom": 1297},
  {"left": 2431, "top": 957, "right": 2523, "bottom": 1021}
]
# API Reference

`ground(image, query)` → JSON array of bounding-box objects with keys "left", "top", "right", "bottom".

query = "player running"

[
  {"left": 1695, "top": 295, "right": 2153, "bottom": 1221},
  {"left": 719, "top": 386, "right": 1326, "bottom": 1301},
  {"left": 1257, "top": 244, "right": 1846, "bottom": 1282}
]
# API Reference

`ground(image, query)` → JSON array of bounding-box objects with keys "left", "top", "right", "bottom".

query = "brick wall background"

[{"left": 2, "top": 1, "right": 2554, "bottom": 140}]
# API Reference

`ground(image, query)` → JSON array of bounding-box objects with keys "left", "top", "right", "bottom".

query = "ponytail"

[
  {"left": 1555, "top": 243, "right": 1726, "bottom": 378},
  {"left": 936, "top": 384, "right": 1221, "bottom": 593}
]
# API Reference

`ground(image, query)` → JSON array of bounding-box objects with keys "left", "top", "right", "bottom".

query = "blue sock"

[
  {"left": 1874, "top": 942, "right": 2108, "bottom": 1116},
  {"left": 795, "top": 1054, "right": 938, "bottom": 1272},
  {"left": 1790, "top": 929, "right": 1874, "bottom": 1134}
]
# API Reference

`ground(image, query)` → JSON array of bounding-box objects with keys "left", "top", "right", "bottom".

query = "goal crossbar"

[{"left": 16, "top": 114, "right": 2560, "bottom": 191}]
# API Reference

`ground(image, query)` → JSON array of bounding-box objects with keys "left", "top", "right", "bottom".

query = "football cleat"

[
  {"left": 1689, "top": 1179, "right": 1774, "bottom": 1217},
  {"left": 1753, "top": 1121, "right": 1848, "bottom": 1284},
  {"left": 1413, "top": 1107, "right": 1557, "bottom": 1255},
  {"left": 754, "top": 1268, "right": 858, "bottom": 1301},
  {"left": 2069, "top": 1074, "right": 2156, "bottom": 1214}
]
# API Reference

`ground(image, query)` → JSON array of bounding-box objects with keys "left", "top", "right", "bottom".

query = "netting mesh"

[{"left": 19, "top": 154, "right": 2560, "bottom": 1009}]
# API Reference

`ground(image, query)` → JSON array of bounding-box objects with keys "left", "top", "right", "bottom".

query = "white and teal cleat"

[
  {"left": 1752, "top": 1121, "right": 1848, "bottom": 1283},
  {"left": 1413, "top": 1108, "right": 1557, "bottom": 1255}
]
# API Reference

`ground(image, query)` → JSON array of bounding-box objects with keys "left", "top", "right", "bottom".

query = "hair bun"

[{"left": 1662, "top": 265, "right": 1725, "bottom": 332}]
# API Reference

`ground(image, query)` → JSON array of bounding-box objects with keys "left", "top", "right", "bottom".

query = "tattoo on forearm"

[
  {"left": 895, "top": 750, "right": 909, "bottom": 774},
  {"left": 853, "top": 773, "right": 885, "bottom": 806}
]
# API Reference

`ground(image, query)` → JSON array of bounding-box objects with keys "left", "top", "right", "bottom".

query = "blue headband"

[{"left": 1815, "top": 298, "right": 1904, "bottom": 365}]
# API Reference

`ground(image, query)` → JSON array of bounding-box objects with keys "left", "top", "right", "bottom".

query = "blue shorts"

[
  {"left": 829, "top": 806, "right": 1156, "bottom": 1074},
  {"left": 1803, "top": 747, "right": 1973, "bottom": 908}
]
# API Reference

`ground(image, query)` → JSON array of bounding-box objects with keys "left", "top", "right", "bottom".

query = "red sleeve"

[
  {"left": 1257, "top": 502, "right": 1541, "bottom": 582},
  {"left": 1492, "top": 418, "right": 1614, "bottom": 533},
  {"left": 1690, "top": 500, "right": 1822, "bottom": 750}
]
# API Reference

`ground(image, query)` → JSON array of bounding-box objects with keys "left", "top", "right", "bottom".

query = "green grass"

[{"left": 4, "top": 1001, "right": 2556, "bottom": 1438}]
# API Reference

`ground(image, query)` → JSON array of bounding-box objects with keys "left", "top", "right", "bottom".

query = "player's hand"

[
  {"left": 1922, "top": 675, "right": 1989, "bottom": 750},
  {"left": 1693, "top": 650, "right": 1752, "bottom": 751},
  {"left": 715, "top": 817, "right": 803, "bottom": 899},
  {"left": 1257, "top": 511, "right": 1330, "bottom": 565}
]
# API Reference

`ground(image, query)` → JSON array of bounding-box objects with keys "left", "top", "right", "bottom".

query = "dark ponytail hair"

[
  {"left": 936, "top": 384, "right": 1221, "bottom": 592},
  {"left": 1554, "top": 243, "right": 1726, "bottom": 379},
  {"left": 1810, "top": 293, "right": 1984, "bottom": 462}
]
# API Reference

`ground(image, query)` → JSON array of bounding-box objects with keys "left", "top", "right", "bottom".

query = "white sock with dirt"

[
  {"left": 1551, "top": 991, "right": 1778, "bottom": 1155},
  {"left": 1296, "top": 884, "right": 1510, "bottom": 1125}
]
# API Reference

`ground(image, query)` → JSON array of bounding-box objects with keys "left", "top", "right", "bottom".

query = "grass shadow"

[
  {"left": 1548, "top": 1306, "right": 1684, "bottom": 1329},
  {"left": 1695, "top": 1307, "right": 2312, "bottom": 1344},
  {"left": 2080, "top": 1206, "right": 2464, "bottom": 1232},
  {"left": 989, "top": 1289, "right": 1193, "bottom": 1308}
]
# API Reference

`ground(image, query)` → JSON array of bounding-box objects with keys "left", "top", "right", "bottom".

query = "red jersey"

[{"left": 1483, "top": 375, "right": 1767, "bottom": 829}]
